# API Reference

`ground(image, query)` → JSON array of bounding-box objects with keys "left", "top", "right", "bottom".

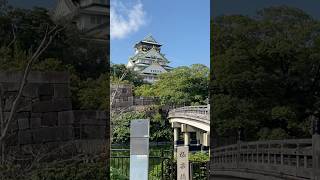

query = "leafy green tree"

[
  {"left": 77, "top": 73, "right": 109, "bottom": 110},
  {"left": 112, "top": 106, "right": 172, "bottom": 143},
  {"left": 135, "top": 64, "right": 209, "bottom": 106},
  {"left": 0, "top": 6, "right": 108, "bottom": 79},
  {"left": 212, "top": 6, "right": 320, "bottom": 140},
  {"left": 110, "top": 63, "right": 144, "bottom": 86}
]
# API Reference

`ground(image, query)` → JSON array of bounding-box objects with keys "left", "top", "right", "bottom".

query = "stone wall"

[
  {"left": 111, "top": 83, "right": 158, "bottom": 109},
  {"left": 0, "top": 72, "right": 108, "bottom": 154}
]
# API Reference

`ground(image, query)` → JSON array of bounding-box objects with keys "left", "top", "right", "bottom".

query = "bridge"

[
  {"left": 168, "top": 105, "right": 320, "bottom": 180},
  {"left": 211, "top": 136, "right": 320, "bottom": 180},
  {"left": 168, "top": 105, "right": 210, "bottom": 150}
]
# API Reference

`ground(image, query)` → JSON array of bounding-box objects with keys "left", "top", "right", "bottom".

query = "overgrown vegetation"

[
  {"left": 0, "top": 5, "right": 109, "bottom": 111},
  {"left": 135, "top": 64, "right": 209, "bottom": 106},
  {"left": 211, "top": 6, "right": 320, "bottom": 140},
  {"left": 112, "top": 105, "right": 172, "bottom": 143}
]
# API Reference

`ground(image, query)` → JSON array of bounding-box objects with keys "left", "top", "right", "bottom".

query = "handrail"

[
  {"left": 212, "top": 138, "right": 319, "bottom": 179},
  {"left": 168, "top": 105, "right": 210, "bottom": 121}
]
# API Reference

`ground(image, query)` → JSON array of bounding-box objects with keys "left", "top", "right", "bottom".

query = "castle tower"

[
  {"left": 52, "top": 0, "right": 109, "bottom": 42},
  {"left": 127, "top": 35, "right": 173, "bottom": 83}
]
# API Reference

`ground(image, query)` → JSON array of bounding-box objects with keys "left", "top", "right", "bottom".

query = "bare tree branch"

[
  {"left": 0, "top": 25, "right": 64, "bottom": 145},
  {"left": 6, "top": 24, "right": 16, "bottom": 48}
]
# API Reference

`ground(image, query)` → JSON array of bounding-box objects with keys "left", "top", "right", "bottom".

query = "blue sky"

[
  {"left": 211, "top": 0, "right": 320, "bottom": 19},
  {"left": 111, "top": 0, "right": 210, "bottom": 67}
]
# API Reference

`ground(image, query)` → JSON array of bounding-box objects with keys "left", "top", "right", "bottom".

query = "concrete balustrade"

[
  {"left": 169, "top": 105, "right": 210, "bottom": 152},
  {"left": 212, "top": 137, "right": 320, "bottom": 180}
]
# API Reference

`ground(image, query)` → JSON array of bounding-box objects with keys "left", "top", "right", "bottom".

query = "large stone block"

[
  {"left": 32, "top": 127, "right": 73, "bottom": 143},
  {"left": 8, "top": 119, "right": 18, "bottom": 132},
  {"left": 6, "top": 133, "right": 18, "bottom": 146},
  {"left": 45, "top": 72, "right": 69, "bottom": 84},
  {"left": 4, "top": 95, "right": 32, "bottom": 112},
  {"left": 4, "top": 95, "right": 15, "bottom": 111},
  {"left": 60, "top": 126, "right": 74, "bottom": 141},
  {"left": 74, "top": 139, "right": 107, "bottom": 154},
  {"left": 18, "top": 118, "right": 29, "bottom": 130},
  {"left": 96, "top": 111, "right": 107, "bottom": 119},
  {"left": 22, "top": 83, "right": 39, "bottom": 98},
  {"left": 58, "top": 111, "right": 74, "bottom": 125},
  {"left": 0, "top": 72, "right": 21, "bottom": 83},
  {"left": 5, "top": 112, "right": 30, "bottom": 120},
  {"left": 30, "top": 118, "right": 41, "bottom": 128},
  {"left": 38, "top": 83, "right": 54, "bottom": 96},
  {"left": 32, "top": 99, "right": 72, "bottom": 112},
  {"left": 42, "top": 112, "right": 58, "bottom": 127},
  {"left": 54, "top": 84, "right": 70, "bottom": 98},
  {"left": 16, "top": 97, "right": 32, "bottom": 112},
  {"left": 18, "top": 130, "right": 32, "bottom": 145},
  {"left": 31, "top": 113, "right": 42, "bottom": 118},
  {"left": 0, "top": 71, "right": 69, "bottom": 83},
  {"left": 73, "top": 111, "right": 96, "bottom": 120},
  {"left": 80, "top": 118, "right": 106, "bottom": 125},
  {"left": 73, "top": 111, "right": 106, "bottom": 125},
  {"left": 81, "top": 125, "right": 106, "bottom": 139},
  {"left": 0, "top": 82, "right": 19, "bottom": 92},
  {"left": 32, "top": 128, "right": 56, "bottom": 143}
]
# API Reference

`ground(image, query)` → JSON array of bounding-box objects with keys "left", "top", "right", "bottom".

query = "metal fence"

[
  {"left": 111, "top": 149, "right": 210, "bottom": 180},
  {"left": 111, "top": 149, "right": 174, "bottom": 180}
]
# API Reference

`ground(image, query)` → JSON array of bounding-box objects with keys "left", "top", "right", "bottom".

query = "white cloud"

[{"left": 111, "top": 0, "right": 146, "bottom": 40}]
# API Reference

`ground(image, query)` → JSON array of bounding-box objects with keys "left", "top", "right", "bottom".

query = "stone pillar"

[
  {"left": 184, "top": 132, "right": 190, "bottom": 146},
  {"left": 203, "top": 132, "right": 210, "bottom": 147},
  {"left": 196, "top": 131, "right": 202, "bottom": 145},
  {"left": 174, "top": 127, "right": 179, "bottom": 147}
]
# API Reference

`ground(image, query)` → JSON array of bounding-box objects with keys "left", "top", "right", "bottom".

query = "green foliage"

[
  {"left": 0, "top": 5, "right": 109, "bottom": 110},
  {"left": 212, "top": 6, "right": 320, "bottom": 140},
  {"left": 110, "top": 167, "right": 128, "bottom": 180},
  {"left": 30, "top": 162, "right": 108, "bottom": 180},
  {"left": 135, "top": 64, "right": 209, "bottom": 106},
  {"left": 149, "top": 163, "right": 163, "bottom": 180},
  {"left": 257, "top": 127, "right": 289, "bottom": 140},
  {"left": 0, "top": 161, "right": 108, "bottom": 180},
  {"left": 110, "top": 63, "right": 144, "bottom": 87},
  {"left": 112, "top": 106, "right": 172, "bottom": 143},
  {"left": 189, "top": 152, "right": 209, "bottom": 163},
  {"left": 112, "top": 111, "right": 146, "bottom": 143},
  {"left": 77, "top": 73, "right": 109, "bottom": 110}
]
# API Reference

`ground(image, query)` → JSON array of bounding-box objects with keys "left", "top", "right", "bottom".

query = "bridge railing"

[
  {"left": 168, "top": 105, "right": 210, "bottom": 121},
  {"left": 212, "top": 136, "right": 320, "bottom": 179}
]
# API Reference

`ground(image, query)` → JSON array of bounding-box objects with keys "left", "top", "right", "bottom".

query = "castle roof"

[{"left": 129, "top": 47, "right": 169, "bottom": 63}]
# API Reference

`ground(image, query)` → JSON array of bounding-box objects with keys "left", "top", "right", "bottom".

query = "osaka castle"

[
  {"left": 52, "top": 0, "right": 109, "bottom": 41},
  {"left": 127, "top": 35, "right": 173, "bottom": 83}
]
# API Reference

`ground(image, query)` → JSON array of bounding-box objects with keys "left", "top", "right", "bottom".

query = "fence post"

[
  {"left": 161, "top": 150, "right": 164, "bottom": 180},
  {"left": 237, "top": 140, "right": 240, "bottom": 168},
  {"left": 189, "top": 162, "right": 193, "bottom": 179},
  {"left": 313, "top": 134, "right": 320, "bottom": 180}
]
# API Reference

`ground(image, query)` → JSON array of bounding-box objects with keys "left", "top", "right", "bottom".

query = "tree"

[
  {"left": 110, "top": 63, "right": 144, "bottom": 87},
  {"left": 77, "top": 73, "right": 109, "bottom": 110},
  {"left": 0, "top": 7, "right": 108, "bottom": 80},
  {"left": 112, "top": 106, "right": 172, "bottom": 143},
  {"left": 211, "top": 6, "right": 320, "bottom": 140},
  {"left": 135, "top": 64, "right": 209, "bottom": 106}
]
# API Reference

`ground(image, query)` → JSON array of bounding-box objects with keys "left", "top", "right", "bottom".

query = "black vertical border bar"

[
  {"left": 106, "top": 0, "right": 111, "bottom": 179},
  {"left": 209, "top": 0, "right": 214, "bottom": 179}
]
